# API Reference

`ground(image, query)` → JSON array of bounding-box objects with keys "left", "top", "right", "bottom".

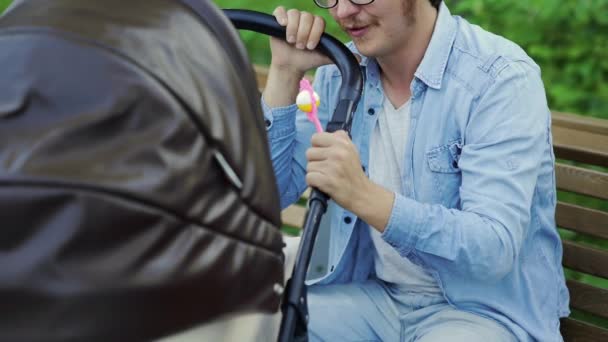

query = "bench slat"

[
  {"left": 552, "top": 112, "right": 608, "bottom": 136},
  {"left": 552, "top": 112, "right": 608, "bottom": 168},
  {"left": 554, "top": 142, "right": 608, "bottom": 168},
  {"left": 281, "top": 204, "right": 306, "bottom": 228},
  {"left": 556, "top": 163, "right": 608, "bottom": 200},
  {"left": 561, "top": 317, "right": 608, "bottom": 342},
  {"left": 553, "top": 125, "right": 608, "bottom": 168},
  {"left": 557, "top": 202, "right": 608, "bottom": 239},
  {"left": 567, "top": 279, "right": 608, "bottom": 320},
  {"left": 563, "top": 240, "right": 608, "bottom": 279}
]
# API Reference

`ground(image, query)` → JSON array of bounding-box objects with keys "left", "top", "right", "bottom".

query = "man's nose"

[{"left": 332, "top": 1, "right": 361, "bottom": 20}]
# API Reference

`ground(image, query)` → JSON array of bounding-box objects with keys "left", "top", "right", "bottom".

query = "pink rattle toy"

[{"left": 296, "top": 78, "right": 323, "bottom": 133}]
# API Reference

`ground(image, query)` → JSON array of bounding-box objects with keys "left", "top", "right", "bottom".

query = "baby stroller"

[{"left": 0, "top": 0, "right": 362, "bottom": 341}]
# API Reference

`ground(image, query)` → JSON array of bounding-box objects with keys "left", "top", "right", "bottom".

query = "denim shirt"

[{"left": 262, "top": 3, "right": 569, "bottom": 341}]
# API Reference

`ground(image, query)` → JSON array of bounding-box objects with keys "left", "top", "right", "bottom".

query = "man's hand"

[
  {"left": 305, "top": 131, "right": 366, "bottom": 209},
  {"left": 305, "top": 131, "right": 395, "bottom": 231},
  {"left": 271, "top": 7, "right": 332, "bottom": 75},
  {"left": 263, "top": 7, "right": 332, "bottom": 108}
]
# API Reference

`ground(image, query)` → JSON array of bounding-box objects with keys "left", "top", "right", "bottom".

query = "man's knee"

[
  {"left": 306, "top": 282, "right": 399, "bottom": 342},
  {"left": 414, "top": 309, "right": 517, "bottom": 342}
]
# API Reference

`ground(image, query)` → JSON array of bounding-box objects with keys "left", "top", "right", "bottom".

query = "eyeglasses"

[{"left": 313, "top": 0, "right": 375, "bottom": 9}]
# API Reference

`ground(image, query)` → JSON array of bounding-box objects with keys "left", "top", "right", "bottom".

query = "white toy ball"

[{"left": 296, "top": 90, "right": 320, "bottom": 113}]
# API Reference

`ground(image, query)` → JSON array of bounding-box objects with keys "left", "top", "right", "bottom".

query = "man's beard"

[{"left": 402, "top": 0, "right": 417, "bottom": 25}]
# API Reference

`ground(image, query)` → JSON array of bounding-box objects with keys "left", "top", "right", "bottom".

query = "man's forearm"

[
  {"left": 350, "top": 180, "right": 395, "bottom": 233},
  {"left": 262, "top": 65, "right": 303, "bottom": 108}
]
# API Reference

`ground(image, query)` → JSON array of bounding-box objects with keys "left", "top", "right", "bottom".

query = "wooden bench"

[
  {"left": 551, "top": 113, "right": 608, "bottom": 341},
  {"left": 255, "top": 66, "right": 608, "bottom": 341}
]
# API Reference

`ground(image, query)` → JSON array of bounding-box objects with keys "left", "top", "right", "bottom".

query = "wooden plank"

[
  {"left": 562, "top": 240, "right": 608, "bottom": 279},
  {"left": 552, "top": 112, "right": 608, "bottom": 136},
  {"left": 567, "top": 279, "right": 608, "bottom": 320},
  {"left": 561, "top": 318, "right": 608, "bottom": 342},
  {"left": 552, "top": 125, "right": 608, "bottom": 167},
  {"left": 556, "top": 163, "right": 608, "bottom": 200},
  {"left": 557, "top": 202, "right": 608, "bottom": 239},
  {"left": 281, "top": 204, "right": 306, "bottom": 228}
]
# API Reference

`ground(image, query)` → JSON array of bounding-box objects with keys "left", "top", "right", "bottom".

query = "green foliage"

[
  {"left": 214, "top": 0, "right": 348, "bottom": 67},
  {"left": 0, "top": 0, "right": 11, "bottom": 12},
  {"left": 2, "top": 0, "right": 605, "bottom": 117},
  {"left": 451, "top": 0, "right": 608, "bottom": 119},
  {"left": 211, "top": 0, "right": 608, "bottom": 119}
]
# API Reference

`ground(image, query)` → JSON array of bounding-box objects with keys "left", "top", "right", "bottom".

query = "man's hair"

[{"left": 429, "top": 0, "right": 441, "bottom": 8}]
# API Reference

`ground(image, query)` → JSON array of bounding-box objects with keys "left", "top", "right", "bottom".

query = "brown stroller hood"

[{"left": 0, "top": 0, "right": 284, "bottom": 341}]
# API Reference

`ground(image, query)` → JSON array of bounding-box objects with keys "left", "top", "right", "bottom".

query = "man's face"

[{"left": 329, "top": 0, "right": 417, "bottom": 58}]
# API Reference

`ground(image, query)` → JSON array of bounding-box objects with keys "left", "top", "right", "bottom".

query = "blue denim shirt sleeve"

[
  {"left": 262, "top": 66, "right": 333, "bottom": 209},
  {"left": 382, "top": 61, "right": 550, "bottom": 282}
]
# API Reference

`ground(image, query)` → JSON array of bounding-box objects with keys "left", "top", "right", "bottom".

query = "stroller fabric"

[{"left": 0, "top": 0, "right": 284, "bottom": 341}]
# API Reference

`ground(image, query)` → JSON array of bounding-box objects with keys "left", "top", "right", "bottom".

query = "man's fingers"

[
  {"left": 311, "top": 131, "right": 352, "bottom": 148},
  {"left": 305, "top": 171, "right": 330, "bottom": 190},
  {"left": 310, "top": 132, "right": 337, "bottom": 147},
  {"left": 306, "top": 159, "right": 325, "bottom": 173},
  {"left": 295, "top": 12, "right": 314, "bottom": 50},
  {"left": 334, "top": 130, "right": 350, "bottom": 140},
  {"left": 307, "top": 15, "right": 326, "bottom": 50},
  {"left": 306, "top": 147, "right": 327, "bottom": 162},
  {"left": 273, "top": 6, "right": 287, "bottom": 26},
  {"left": 286, "top": 9, "right": 301, "bottom": 43}
]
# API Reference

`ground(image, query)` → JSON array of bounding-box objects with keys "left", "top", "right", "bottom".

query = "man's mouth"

[{"left": 346, "top": 26, "right": 369, "bottom": 38}]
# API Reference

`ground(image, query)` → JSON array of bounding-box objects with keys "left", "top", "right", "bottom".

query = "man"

[{"left": 263, "top": 0, "right": 569, "bottom": 341}]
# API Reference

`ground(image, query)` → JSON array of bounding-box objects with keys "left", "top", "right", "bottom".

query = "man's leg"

[
  {"left": 307, "top": 280, "right": 401, "bottom": 342},
  {"left": 403, "top": 304, "right": 518, "bottom": 342}
]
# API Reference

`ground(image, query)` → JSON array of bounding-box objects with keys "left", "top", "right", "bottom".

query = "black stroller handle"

[
  {"left": 224, "top": 9, "right": 363, "bottom": 132},
  {"left": 224, "top": 9, "right": 364, "bottom": 342}
]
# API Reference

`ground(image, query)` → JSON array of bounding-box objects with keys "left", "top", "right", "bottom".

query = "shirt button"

[
  {"left": 344, "top": 216, "right": 353, "bottom": 224},
  {"left": 264, "top": 119, "right": 271, "bottom": 128},
  {"left": 367, "top": 108, "right": 375, "bottom": 115}
]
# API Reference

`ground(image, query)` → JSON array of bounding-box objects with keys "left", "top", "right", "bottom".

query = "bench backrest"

[
  {"left": 256, "top": 67, "right": 608, "bottom": 341},
  {"left": 552, "top": 112, "right": 608, "bottom": 341}
]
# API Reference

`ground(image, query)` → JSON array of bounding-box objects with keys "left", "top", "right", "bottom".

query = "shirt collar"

[{"left": 414, "top": 1, "right": 457, "bottom": 90}]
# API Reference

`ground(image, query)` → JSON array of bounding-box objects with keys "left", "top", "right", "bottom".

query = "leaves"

[
  {"left": 1, "top": 0, "right": 605, "bottom": 119},
  {"left": 0, "top": 0, "right": 10, "bottom": 12},
  {"left": 451, "top": 0, "right": 608, "bottom": 119},
  {"left": 212, "top": 0, "right": 608, "bottom": 119}
]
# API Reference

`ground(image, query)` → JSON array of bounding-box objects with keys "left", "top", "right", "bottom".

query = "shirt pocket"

[{"left": 425, "top": 140, "right": 462, "bottom": 207}]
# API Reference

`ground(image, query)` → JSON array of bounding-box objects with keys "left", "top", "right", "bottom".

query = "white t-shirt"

[{"left": 368, "top": 97, "right": 441, "bottom": 294}]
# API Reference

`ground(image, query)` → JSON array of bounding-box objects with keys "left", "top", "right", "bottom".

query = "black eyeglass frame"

[{"left": 313, "top": 0, "right": 375, "bottom": 9}]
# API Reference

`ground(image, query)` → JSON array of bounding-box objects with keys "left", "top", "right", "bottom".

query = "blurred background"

[
  {"left": 1, "top": 0, "right": 607, "bottom": 328},
  {"left": 213, "top": 0, "right": 608, "bottom": 121},
  {"left": 2, "top": 0, "right": 604, "bottom": 119}
]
